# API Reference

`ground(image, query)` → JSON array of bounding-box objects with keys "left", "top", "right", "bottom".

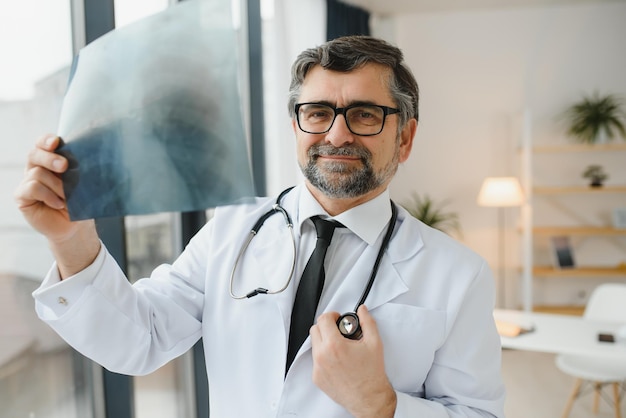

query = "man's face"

[{"left": 293, "top": 63, "right": 414, "bottom": 201}]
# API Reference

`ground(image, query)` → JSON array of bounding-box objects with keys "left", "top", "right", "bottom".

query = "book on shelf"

[{"left": 550, "top": 235, "right": 575, "bottom": 269}]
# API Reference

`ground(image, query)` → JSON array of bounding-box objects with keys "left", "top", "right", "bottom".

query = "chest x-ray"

[{"left": 56, "top": 0, "right": 255, "bottom": 220}]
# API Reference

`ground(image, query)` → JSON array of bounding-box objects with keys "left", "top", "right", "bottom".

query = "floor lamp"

[{"left": 477, "top": 177, "right": 524, "bottom": 308}]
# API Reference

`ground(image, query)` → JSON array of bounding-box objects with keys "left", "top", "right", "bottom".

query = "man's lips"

[
  {"left": 309, "top": 144, "right": 370, "bottom": 164},
  {"left": 317, "top": 154, "right": 361, "bottom": 161}
]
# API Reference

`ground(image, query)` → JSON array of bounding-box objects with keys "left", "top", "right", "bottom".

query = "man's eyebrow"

[
  {"left": 302, "top": 100, "right": 380, "bottom": 108},
  {"left": 344, "top": 100, "right": 378, "bottom": 107},
  {"left": 301, "top": 100, "right": 335, "bottom": 107}
]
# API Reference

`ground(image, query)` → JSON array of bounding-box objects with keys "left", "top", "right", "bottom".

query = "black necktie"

[{"left": 285, "top": 216, "right": 339, "bottom": 373}]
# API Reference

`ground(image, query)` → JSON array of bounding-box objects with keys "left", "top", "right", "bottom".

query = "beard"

[{"left": 299, "top": 141, "right": 399, "bottom": 199}]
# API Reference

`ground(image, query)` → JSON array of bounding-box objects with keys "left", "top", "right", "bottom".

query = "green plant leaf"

[
  {"left": 400, "top": 192, "right": 461, "bottom": 236},
  {"left": 564, "top": 92, "right": 626, "bottom": 144}
]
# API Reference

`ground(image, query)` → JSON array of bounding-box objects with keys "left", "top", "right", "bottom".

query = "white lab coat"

[{"left": 34, "top": 185, "right": 505, "bottom": 417}]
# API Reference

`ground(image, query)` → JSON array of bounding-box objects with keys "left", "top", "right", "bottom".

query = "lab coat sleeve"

[
  {"left": 32, "top": 223, "right": 214, "bottom": 376},
  {"left": 393, "top": 261, "right": 505, "bottom": 418},
  {"left": 34, "top": 242, "right": 108, "bottom": 317}
]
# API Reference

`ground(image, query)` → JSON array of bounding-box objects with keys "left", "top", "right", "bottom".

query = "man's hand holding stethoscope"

[{"left": 310, "top": 305, "right": 397, "bottom": 418}]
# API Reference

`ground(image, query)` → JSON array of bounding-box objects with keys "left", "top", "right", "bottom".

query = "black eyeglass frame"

[{"left": 294, "top": 102, "right": 401, "bottom": 136}]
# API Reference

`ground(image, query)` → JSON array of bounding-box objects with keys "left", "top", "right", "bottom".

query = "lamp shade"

[{"left": 477, "top": 177, "right": 524, "bottom": 207}]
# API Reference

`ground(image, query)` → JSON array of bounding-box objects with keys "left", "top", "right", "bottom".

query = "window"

[
  {"left": 0, "top": 1, "right": 99, "bottom": 417},
  {"left": 112, "top": 2, "right": 196, "bottom": 417}
]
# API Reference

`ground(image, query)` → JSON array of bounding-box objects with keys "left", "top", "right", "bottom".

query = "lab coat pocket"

[{"left": 371, "top": 303, "right": 446, "bottom": 393}]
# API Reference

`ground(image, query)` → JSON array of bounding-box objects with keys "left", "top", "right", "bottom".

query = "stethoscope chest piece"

[{"left": 337, "top": 312, "right": 362, "bottom": 340}]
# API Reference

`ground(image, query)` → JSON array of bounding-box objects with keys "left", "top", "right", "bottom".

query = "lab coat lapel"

[
  {"left": 364, "top": 213, "right": 425, "bottom": 310},
  {"left": 322, "top": 246, "right": 409, "bottom": 318},
  {"left": 326, "top": 211, "right": 425, "bottom": 313}
]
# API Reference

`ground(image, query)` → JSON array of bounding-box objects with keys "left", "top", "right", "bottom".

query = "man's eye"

[
  {"left": 304, "top": 107, "right": 333, "bottom": 120},
  {"left": 349, "top": 107, "right": 382, "bottom": 125},
  {"left": 310, "top": 111, "right": 331, "bottom": 118}
]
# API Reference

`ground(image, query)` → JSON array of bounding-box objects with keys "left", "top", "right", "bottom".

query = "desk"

[{"left": 493, "top": 309, "right": 626, "bottom": 360}]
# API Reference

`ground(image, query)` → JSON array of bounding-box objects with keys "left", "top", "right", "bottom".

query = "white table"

[{"left": 493, "top": 309, "right": 626, "bottom": 360}]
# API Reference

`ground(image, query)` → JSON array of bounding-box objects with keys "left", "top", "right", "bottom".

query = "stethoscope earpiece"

[{"left": 337, "top": 312, "right": 362, "bottom": 340}]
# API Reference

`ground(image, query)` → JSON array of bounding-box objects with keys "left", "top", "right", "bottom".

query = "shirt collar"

[{"left": 297, "top": 185, "right": 392, "bottom": 246}]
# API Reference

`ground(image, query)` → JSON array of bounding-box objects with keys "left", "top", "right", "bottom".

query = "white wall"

[{"left": 383, "top": 2, "right": 626, "bottom": 307}]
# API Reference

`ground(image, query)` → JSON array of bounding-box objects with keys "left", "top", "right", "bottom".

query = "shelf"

[
  {"left": 534, "top": 185, "right": 626, "bottom": 194},
  {"left": 533, "top": 226, "right": 626, "bottom": 236},
  {"left": 532, "top": 305, "right": 584, "bottom": 316},
  {"left": 533, "top": 266, "right": 626, "bottom": 277},
  {"left": 533, "top": 143, "right": 626, "bottom": 153}
]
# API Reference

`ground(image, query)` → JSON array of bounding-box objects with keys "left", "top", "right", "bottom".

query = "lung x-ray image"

[{"left": 56, "top": 0, "right": 255, "bottom": 220}]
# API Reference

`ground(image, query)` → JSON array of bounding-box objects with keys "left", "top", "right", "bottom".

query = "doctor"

[{"left": 15, "top": 35, "right": 505, "bottom": 417}]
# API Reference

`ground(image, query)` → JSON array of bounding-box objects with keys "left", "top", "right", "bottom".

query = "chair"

[{"left": 556, "top": 283, "right": 626, "bottom": 418}]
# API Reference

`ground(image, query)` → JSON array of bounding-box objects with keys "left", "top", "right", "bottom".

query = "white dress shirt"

[{"left": 33, "top": 184, "right": 505, "bottom": 417}]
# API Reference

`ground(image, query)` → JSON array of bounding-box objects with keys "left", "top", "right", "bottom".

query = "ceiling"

[{"left": 342, "top": 0, "right": 624, "bottom": 15}]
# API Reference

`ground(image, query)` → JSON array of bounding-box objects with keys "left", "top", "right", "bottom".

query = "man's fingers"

[
  {"left": 315, "top": 311, "right": 341, "bottom": 335},
  {"left": 27, "top": 135, "right": 67, "bottom": 173},
  {"left": 16, "top": 179, "right": 64, "bottom": 210},
  {"left": 31, "top": 165, "right": 65, "bottom": 195},
  {"left": 16, "top": 166, "right": 66, "bottom": 210},
  {"left": 309, "top": 322, "right": 322, "bottom": 345},
  {"left": 357, "top": 305, "right": 381, "bottom": 341},
  {"left": 36, "top": 133, "right": 61, "bottom": 150}
]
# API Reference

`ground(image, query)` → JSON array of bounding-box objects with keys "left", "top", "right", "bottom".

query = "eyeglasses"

[{"left": 295, "top": 102, "right": 400, "bottom": 136}]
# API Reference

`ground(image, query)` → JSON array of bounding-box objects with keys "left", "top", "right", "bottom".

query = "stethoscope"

[{"left": 229, "top": 187, "right": 398, "bottom": 340}]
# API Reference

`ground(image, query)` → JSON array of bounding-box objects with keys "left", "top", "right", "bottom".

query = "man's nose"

[{"left": 324, "top": 114, "right": 355, "bottom": 147}]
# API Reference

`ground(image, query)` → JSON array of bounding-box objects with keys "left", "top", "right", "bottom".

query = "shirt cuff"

[
  {"left": 393, "top": 391, "right": 434, "bottom": 417},
  {"left": 32, "top": 243, "right": 107, "bottom": 318}
]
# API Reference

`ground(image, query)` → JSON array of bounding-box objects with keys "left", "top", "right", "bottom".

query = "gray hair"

[{"left": 288, "top": 35, "right": 419, "bottom": 131}]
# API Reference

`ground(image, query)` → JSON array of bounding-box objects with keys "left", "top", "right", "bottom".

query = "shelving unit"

[
  {"left": 533, "top": 226, "right": 626, "bottom": 236},
  {"left": 533, "top": 266, "right": 626, "bottom": 277},
  {"left": 533, "top": 143, "right": 626, "bottom": 153},
  {"left": 520, "top": 120, "right": 626, "bottom": 313},
  {"left": 534, "top": 185, "right": 626, "bottom": 194}
]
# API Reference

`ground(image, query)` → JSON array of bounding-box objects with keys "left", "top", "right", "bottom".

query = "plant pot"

[{"left": 595, "top": 128, "right": 608, "bottom": 144}]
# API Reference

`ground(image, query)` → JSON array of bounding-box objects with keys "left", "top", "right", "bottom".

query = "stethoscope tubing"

[
  {"left": 228, "top": 185, "right": 398, "bottom": 327},
  {"left": 229, "top": 188, "right": 297, "bottom": 299},
  {"left": 352, "top": 201, "right": 397, "bottom": 312}
]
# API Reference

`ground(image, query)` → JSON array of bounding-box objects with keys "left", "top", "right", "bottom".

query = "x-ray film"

[{"left": 56, "top": 0, "right": 255, "bottom": 220}]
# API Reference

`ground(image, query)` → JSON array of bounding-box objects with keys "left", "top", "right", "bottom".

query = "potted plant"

[
  {"left": 401, "top": 192, "right": 461, "bottom": 236},
  {"left": 564, "top": 92, "right": 626, "bottom": 144},
  {"left": 582, "top": 165, "right": 608, "bottom": 187}
]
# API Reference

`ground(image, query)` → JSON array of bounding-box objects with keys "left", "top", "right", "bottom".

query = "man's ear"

[
  {"left": 398, "top": 119, "right": 417, "bottom": 163},
  {"left": 291, "top": 118, "right": 298, "bottom": 134}
]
